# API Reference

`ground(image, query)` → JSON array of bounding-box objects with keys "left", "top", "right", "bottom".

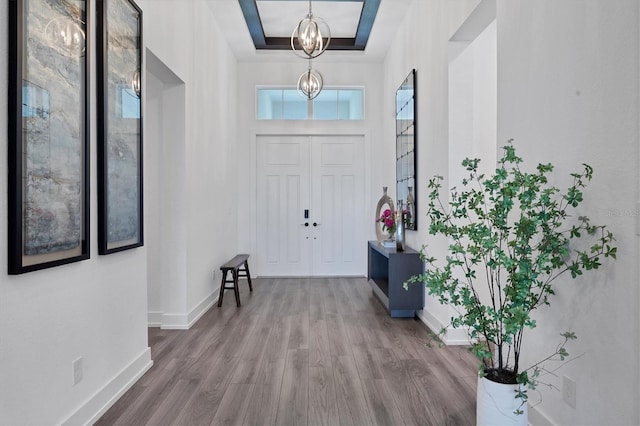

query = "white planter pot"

[{"left": 476, "top": 376, "right": 528, "bottom": 426}]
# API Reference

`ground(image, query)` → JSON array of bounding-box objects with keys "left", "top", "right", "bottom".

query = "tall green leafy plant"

[{"left": 406, "top": 141, "right": 616, "bottom": 407}]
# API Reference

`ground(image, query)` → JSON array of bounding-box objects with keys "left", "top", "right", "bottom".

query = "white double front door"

[{"left": 257, "top": 135, "right": 365, "bottom": 276}]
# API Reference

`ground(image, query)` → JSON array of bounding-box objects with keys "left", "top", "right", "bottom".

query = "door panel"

[
  {"left": 257, "top": 135, "right": 364, "bottom": 276},
  {"left": 311, "top": 136, "right": 364, "bottom": 276},
  {"left": 257, "top": 136, "right": 311, "bottom": 276},
  {"left": 265, "top": 175, "right": 280, "bottom": 264},
  {"left": 286, "top": 175, "right": 303, "bottom": 263}
]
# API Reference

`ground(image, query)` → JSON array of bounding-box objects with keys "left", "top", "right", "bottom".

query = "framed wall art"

[
  {"left": 8, "top": 0, "right": 90, "bottom": 274},
  {"left": 97, "top": 0, "right": 143, "bottom": 254}
]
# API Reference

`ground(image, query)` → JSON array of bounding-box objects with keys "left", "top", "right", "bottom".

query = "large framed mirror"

[{"left": 396, "top": 69, "right": 417, "bottom": 230}]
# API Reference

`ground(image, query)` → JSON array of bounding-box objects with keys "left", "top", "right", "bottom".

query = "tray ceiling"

[{"left": 238, "top": 0, "right": 381, "bottom": 51}]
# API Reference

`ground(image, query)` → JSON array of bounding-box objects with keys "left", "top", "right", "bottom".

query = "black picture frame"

[
  {"left": 395, "top": 69, "right": 417, "bottom": 230},
  {"left": 97, "top": 0, "right": 143, "bottom": 254},
  {"left": 8, "top": 0, "right": 90, "bottom": 274}
]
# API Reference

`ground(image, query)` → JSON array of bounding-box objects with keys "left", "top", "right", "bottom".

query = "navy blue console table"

[{"left": 367, "top": 241, "right": 424, "bottom": 317}]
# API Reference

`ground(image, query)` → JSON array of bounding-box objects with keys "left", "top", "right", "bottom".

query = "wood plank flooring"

[{"left": 96, "top": 277, "right": 478, "bottom": 425}]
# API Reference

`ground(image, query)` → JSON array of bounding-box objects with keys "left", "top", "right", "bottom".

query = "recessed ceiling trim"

[
  {"left": 239, "top": 0, "right": 266, "bottom": 46},
  {"left": 239, "top": 0, "right": 379, "bottom": 51},
  {"left": 355, "top": 0, "right": 380, "bottom": 49},
  {"left": 262, "top": 37, "right": 363, "bottom": 51}
]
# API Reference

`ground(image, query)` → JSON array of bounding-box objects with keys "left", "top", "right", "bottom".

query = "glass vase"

[
  {"left": 406, "top": 186, "right": 415, "bottom": 229},
  {"left": 396, "top": 200, "right": 405, "bottom": 251}
]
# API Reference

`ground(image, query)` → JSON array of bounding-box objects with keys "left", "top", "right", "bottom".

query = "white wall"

[
  {"left": 0, "top": 0, "right": 238, "bottom": 423},
  {"left": 444, "top": 16, "right": 497, "bottom": 343},
  {"left": 449, "top": 19, "right": 497, "bottom": 183},
  {"left": 383, "top": 0, "right": 482, "bottom": 342},
  {"left": 384, "top": 0, "right": 640, "bottom": 424},
  {"left": 235, "top": 58, "right": 384, "bottom": 275},
  {"left": 138, "top": 0, "right": 238, "bottom": 329},
  {"left": 497, "top": 1, "right": 639, "bottom": 424},
  {"left": 144, "top": 52, "right": 189, "bottom": 328},
  {"left": 145, "top": 69, "right": 164, "bottom": 322},
  {"left": 471, "top": 20, "right": 497, "bottom": 171},
  {"left": 0, "top": 0, "right": 151, "bottom": 423},
  {"left": 183, "top": 5, "right": 238, "bottom": 316}
]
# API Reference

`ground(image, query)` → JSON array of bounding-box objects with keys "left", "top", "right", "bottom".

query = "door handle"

[
  {"left": 313, "top": 222, "right": 320, "bottom": 227},
  {"left": 301, "top": 222, "right": 309, "bottom": 227}
]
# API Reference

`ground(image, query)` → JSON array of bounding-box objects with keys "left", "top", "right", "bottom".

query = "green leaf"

[
  {"left": 561, "top": 331, "right": 577, "bottom": 340},
  {"left": 516, "top": 371, "right": 529, "bottom": 385},
  {"left": 558, "top": 347, "right": 569, "bottom": 360}
]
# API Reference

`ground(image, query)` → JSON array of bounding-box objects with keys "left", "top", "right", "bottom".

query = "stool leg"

[
  {"left": 233, "top": 269, "right": 241, "bottom": 307},
  {"left": 244, "top": 260, "right": 253, "bottom": 292},
  {"left": 218, "top": 270, "right": 227, "bottom": 307}
]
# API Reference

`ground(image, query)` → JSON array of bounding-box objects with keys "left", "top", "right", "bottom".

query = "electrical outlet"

[
  {"left": 562, "top": 375, "right": 576, "bottom": 408},
  {"left": 72, "top": 357, "right": 83, "bottom": 385}
]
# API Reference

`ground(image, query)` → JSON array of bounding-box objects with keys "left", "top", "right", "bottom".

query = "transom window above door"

[{"left": 256, "top": 87, "right": 364, "bottom": 120}]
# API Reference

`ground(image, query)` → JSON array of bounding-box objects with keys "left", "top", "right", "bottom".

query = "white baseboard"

[
  {"left": 147, "top": 311, "right": 163, "bottom": 328},
  {"left": 156, "top": 291, "right": 218, "bottom": 330},
  {"left": 62, "top": 347, "right": 153, "bottom": 426},
  {"left": 187, "top": 291, "right": 218, "bottom": 327},
  {"left": 159, "top": 312, "right": 190, "bottom": 330},
  {"left": 416, "top": 309, "right": 471, "bottom": 345}
]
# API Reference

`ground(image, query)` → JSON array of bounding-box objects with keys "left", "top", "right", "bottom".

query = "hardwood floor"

[{"left": 96, "top": 277, "right": 478, "bottom": 425}]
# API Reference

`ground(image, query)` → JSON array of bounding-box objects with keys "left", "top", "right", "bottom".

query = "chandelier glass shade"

[
  {"left": 131, "top": 69, "right": 141, "bottom": 98},
  {"left": 297, "top": 64, "right": 324, "bottom": 100},
  {"left": 45, "top": 15, "right": 86, "bottom": 57},
  {"left": 290, "top": 2, "right": 331, "bottom": 59}
]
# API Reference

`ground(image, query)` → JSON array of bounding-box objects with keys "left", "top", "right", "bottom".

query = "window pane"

[
  {"left": 396, "top": 88, "right": 412, "bottom": 116},
  {"left": 257, "top": 88, "right": 364, "bottom": 120},
  {"left": 120, "top": 87, "right": 140, "bottom": 119},
  {"left": 282, "top": 89, "right": 308, "bottom": 120},
  {"left": 313, "top": 90, "right": 338, "bottom": 120},
  {"left": 338, "top": 89, "right": 363, "bottom": 120},
  {"left": 257, "top": 89, "right": 282, "bottom": 119}
]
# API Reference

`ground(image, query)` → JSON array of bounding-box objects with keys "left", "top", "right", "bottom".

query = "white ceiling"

[{"left": 205, "top": 0, "right": 414, "bottom": 62}]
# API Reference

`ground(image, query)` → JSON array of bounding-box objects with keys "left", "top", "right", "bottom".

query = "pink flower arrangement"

[{"left": 376, "top": 208, "right": 396, "bottom": 236}]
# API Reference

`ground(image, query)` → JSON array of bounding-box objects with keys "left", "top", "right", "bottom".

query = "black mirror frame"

[{"left": 395, "top": 69, "right": 417, "bottom": 230}]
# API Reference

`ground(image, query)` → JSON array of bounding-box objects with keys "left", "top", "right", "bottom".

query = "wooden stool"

[{"left": 218, "top": 254, "right": 253, "bottom": 307}]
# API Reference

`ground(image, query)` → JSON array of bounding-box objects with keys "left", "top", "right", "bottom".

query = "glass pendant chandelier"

[
  {"left": 291, "top": 0, "right": 331, "bottom": 59},
  {"left": 44, "top": 7, "right": 86, "bottom": 57},
  {"left": 131, "top": 69, "right": 141, "bottom": 98},
  {"left": 297, "top": 60, "right": 324, "bottom": 100}
]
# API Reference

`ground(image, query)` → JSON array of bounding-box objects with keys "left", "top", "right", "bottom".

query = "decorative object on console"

[
  {"left": 8, "top": 0, "right": 90, "bottom": 274},
  {"left": 396, "top": 69, "right": 417, "bottom": 230},
  {"left": 97, "top": 0, "right": 144, "bottom": 254},
  {"left": 377, "top": 208, "right": 396, "bottom": 240},
  {"left": 375, "top": 187, "right": 395, "bottom": 243},
  {"left": 395, "top": 200, "right": 405, "bottom": 251},
  {"left": 406, "top": 186, "right": 415, "bottom": 228}
]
